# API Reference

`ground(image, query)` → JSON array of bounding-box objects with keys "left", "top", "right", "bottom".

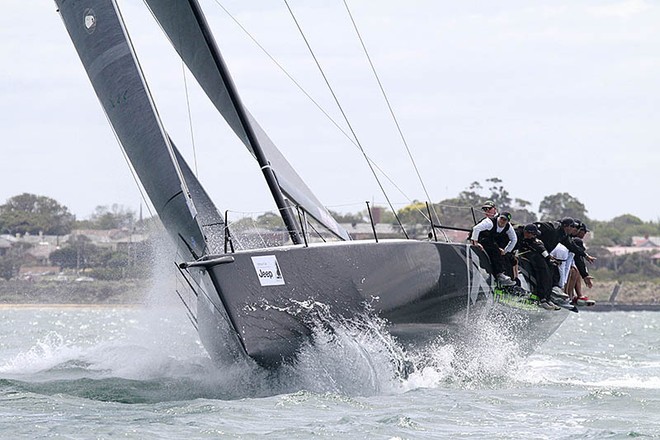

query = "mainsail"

[
  {"left": 143, "top": 0, "right": 351, "bottom": 241},
  {"left": 56, "top": 0, "right": 225, "bottom": 257}
]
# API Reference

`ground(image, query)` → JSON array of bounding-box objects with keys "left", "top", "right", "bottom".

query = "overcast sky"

[{"left": 1, "top": 0, "right": 658, "bottom": 223}]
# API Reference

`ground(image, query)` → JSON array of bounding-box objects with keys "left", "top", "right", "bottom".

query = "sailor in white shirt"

[{"left": 471, "top": 211, "right": 518, "bottom": 286}]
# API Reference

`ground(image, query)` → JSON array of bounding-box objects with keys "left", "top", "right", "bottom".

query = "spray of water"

[
  {"left": 409, "top": 313, "right": 526, "bottom": 390},
  {"left": 1, "top": 231, "right": 532, "bottom": 400},
  {"left": 1, "top": 299, "right": 530, "bottom": 401}
]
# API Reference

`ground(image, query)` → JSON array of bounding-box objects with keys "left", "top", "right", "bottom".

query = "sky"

[{"left": 1, "top": 0, "right": 659, "bottom": 223}]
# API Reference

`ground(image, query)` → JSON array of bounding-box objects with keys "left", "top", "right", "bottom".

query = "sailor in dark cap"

[
  {"left": 571, "top": 220, "right": 593, "bottom": 287},
  {"left": 480, "top": 200, "right": 497, "bottom": 220},
  {"left": 550, "top": 221, "right": 579, "bottom": 294},
  {"left": 523, "top": 223, "right": 542, "bottom": 236},
  {"left": 564, "top": 220, "right": 596, "bottom": 305},
  {"left": 533, "top": 216, "right": 596, "bottom": 299},
  {"left": 515, "top": 224, "right": 561, "bottom": 310}
]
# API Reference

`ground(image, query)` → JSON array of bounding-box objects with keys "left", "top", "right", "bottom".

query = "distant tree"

[
  {"left": 509, "top": 198, "right": 538, "bottom": 225},
  {"left": 254, "top": 212, "right": 285, "bottom": 230},
  {"left": 48, "top": 246, "right": 79, "bottom": 270},
  {"left": 0, "top": 256, "right": 14, "bottom": 281},
  {"left": 370, "top": 206, "right": 396, "bottom": 225},
  {"left": 433, "top": 178, "right": 536, "bottom": 227},
  {"left": 588, "top": 221, "right": 620, "bottom": 247},
  {"left": 396, "top": 201, "right": 429, "bottom": 225},
  {"left": 457, "top": 181, "right": 484, "bottom": 208},
  {"left": 89, "top": 249, "right": 130, "bottom": 280},
  {"left": 484, "top": 177, "right": 512, "bottom": 209},
  {"left": 610, "top": 214, "right": 644, "bottom": 229},
  {"left": 0, "top": 193, "right": 75, "bottom": 235},
  {"left": 49, "top": 235, "right": 100, "bottom": 272},
  {"left": 231, "top": 212, "right": 286, "bottom": 231},
  {"left": 614, "top": 251, "right": 660, "bottom": 279},
  {"left": 0, "top": 242, "right": 34, "bottom": 280},
  {"left": 539, "top": 192, "right": 588, "bottom": 222},
  {"left": 433, "top": 181, "right": 486, "bottom": 228},
  {"left": 328, "top": 210, "right": 366, "bottom": 225},
  {"left": 86, "top": 204, "right": 136, "bottom": 230},
  {"left": 592, "top": 215, "right": 660, "bottom": 246}
]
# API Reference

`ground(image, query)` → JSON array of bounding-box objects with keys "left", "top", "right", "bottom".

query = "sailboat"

[{"left": 55, "top": 0, "right": 569, "bottom": 369}]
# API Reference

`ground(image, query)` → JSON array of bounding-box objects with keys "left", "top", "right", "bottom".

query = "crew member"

[
  {"left": 534, "top": 217, "right": 595, "bottom": 300},
  {"left": 471, "top": 211, "right": 517, "bottom": 286},
  {"left": 516, "top": 223, "right": 561, "bottom": 310},
  {"left": 565, "top": 221, "right": 596, "bottom": 305}
]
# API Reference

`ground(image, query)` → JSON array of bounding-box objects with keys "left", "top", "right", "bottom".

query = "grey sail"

[
  {"left": 143, "top": 0, "right": 351, "bottom": 241},
  {"left": 56, "top": 0, "right": 223, "bottom": 257}
]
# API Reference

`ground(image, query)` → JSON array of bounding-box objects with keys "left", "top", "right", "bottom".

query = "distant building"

[
  {"left": 1, "top": 229, "right": 150, "bottom": 280},
  {"left": 631, "top": 236, "right": 660, "bottom": 247},
  {"left": 340, "top": 223, "right": 404, "bottom": 240},
  {"left": 70, "top": 229, "right": 149, "bottom": 251},
  {"left": 338, "top": 223, "right": 469, "bottom": 242},
  {"left": 606, "top": 236, "right": 660, "bottom": 257}
]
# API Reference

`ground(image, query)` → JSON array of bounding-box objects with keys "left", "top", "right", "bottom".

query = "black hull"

[{"left": 190, "top": 239, "right": 568, "bottom": 368}]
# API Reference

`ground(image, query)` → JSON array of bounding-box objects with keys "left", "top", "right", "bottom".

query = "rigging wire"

[
  {"left": 341, "top": 0, "right": 448, "bottom": 241},
  {"left": 282, "top": 0, "right": 408, "bottom": 239},
  {"left": 181, "top": 62, "right": 199, "bottom": 176},
  {"left": 210, "top": 1, "right": 435, "bottom": 231},
  {"left": 110, "top": 119, "right": 156, "bottom": 221},
  {"left": 208, "top": 1, "right": 404, "bottom": 197},
  {"left": 210, "top": 1, "right": 350, "bottom": 143}
]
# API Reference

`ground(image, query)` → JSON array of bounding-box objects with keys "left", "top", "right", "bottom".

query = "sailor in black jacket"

[
  {"left": 534, "top": 217, "right": 595, "bottom": 264},
  {"left": 572, "top": 221, "right": 594, "bottom": 287},
  {"left": 533, "top": 217, "right": 596, "bottom": 297},
  {"left": 515, "top": 224, "right": 561, "bottom": 310}
]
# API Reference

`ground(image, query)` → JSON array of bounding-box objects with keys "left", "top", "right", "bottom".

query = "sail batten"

[{"left": 144, "top": 0, "right": 350, "bottom": 241}]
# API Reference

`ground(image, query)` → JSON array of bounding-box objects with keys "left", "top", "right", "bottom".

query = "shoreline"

[
  {"left": 1, "top": 279, "right": 658, "bottom": 312},
  {"left": 585, "top": 303, "right": 660, "bottom": 312}
]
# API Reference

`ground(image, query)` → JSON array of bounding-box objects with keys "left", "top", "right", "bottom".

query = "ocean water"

[{"left": 0, "top": 301, "right": 658, "bottom": 439}]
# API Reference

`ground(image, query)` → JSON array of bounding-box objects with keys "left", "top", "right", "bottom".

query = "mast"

[{"left": 186, "top": 1, "right": 302, "bottom": 245}]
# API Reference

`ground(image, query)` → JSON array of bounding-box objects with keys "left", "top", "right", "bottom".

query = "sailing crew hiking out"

[
  {"left": 515, "top": 223, "right": 562, "bottom": 310},
  {"left": 468, "top": 201, "right": 593, "bottom": 311},
  {"left": 555, "top": 219, "right": 596, "bottom": 306},
  {"left": 534, "top": 217, "right": 596, "bottom": 305},
  {"left": 471, "top": 208, "right": 517, "bottom": 287}
]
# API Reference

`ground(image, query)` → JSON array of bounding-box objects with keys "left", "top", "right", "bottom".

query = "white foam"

[{"left": 0, "top": 331, "right": 85, "bottom": 376}]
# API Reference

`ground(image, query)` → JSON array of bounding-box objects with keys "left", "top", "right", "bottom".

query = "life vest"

[
  {"left": 468, "top": 214, "right": 494, "bottom": 240},
  {"left": 478, "top": 218, "right": 510, "bottom": 244}
]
